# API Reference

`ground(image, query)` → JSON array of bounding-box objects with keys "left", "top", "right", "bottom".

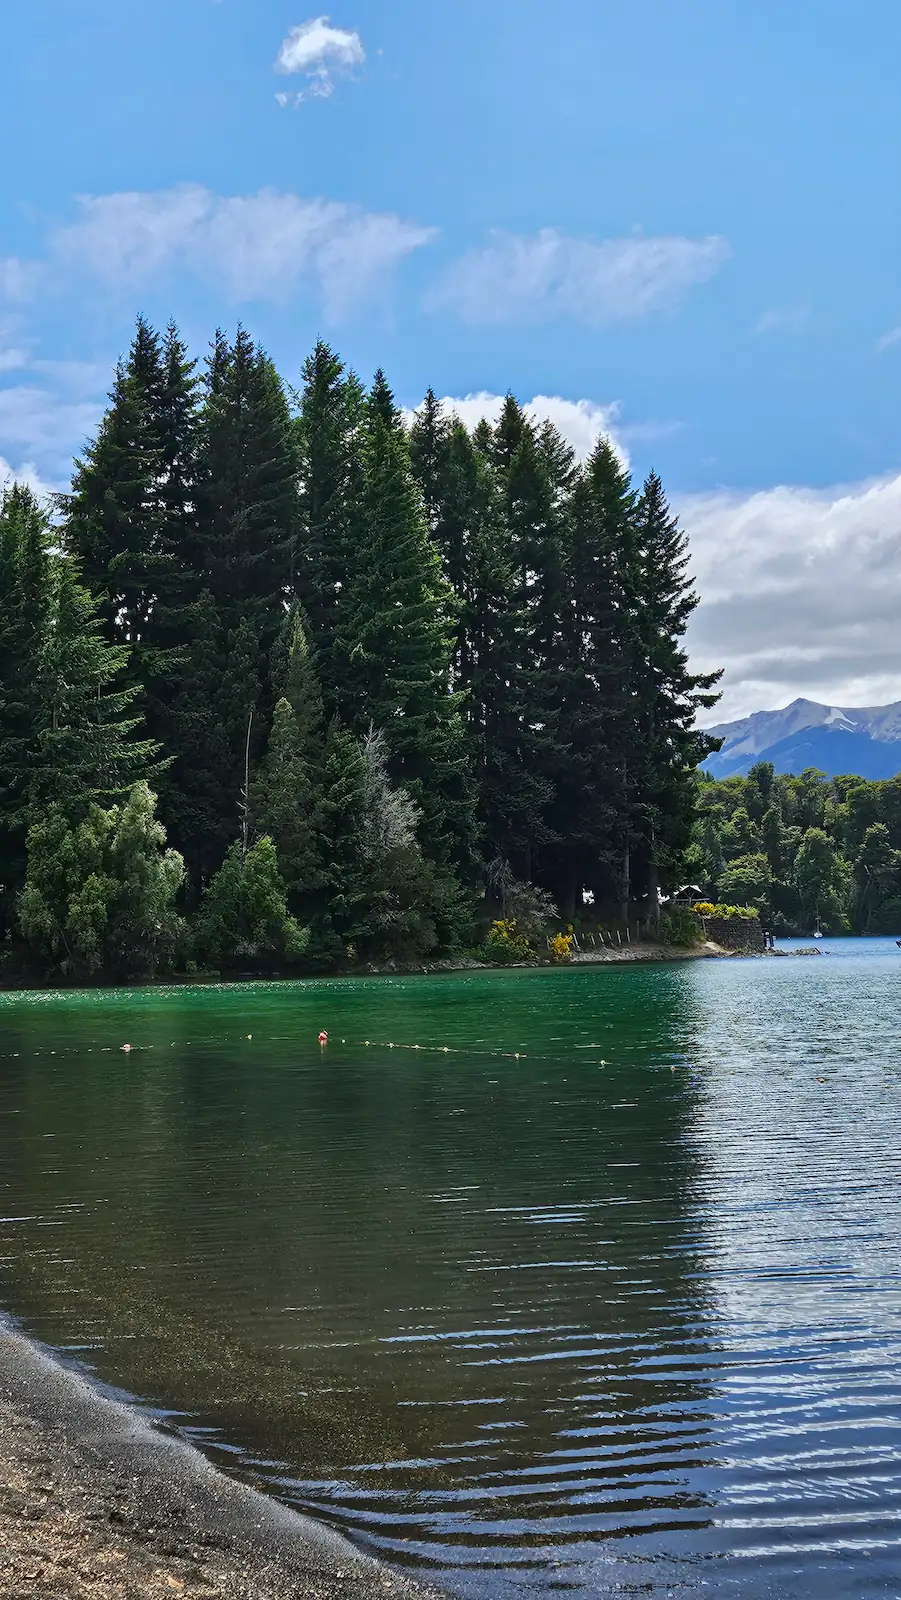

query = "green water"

[{"left": 1, "top": 947, "right": 900, "bottom": 1597}]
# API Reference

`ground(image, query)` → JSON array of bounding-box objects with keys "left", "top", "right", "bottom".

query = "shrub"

[
  {"left": 549, "top": 930, "right": 575, "bottom": 962},
  {"left": 659, "top": 906, "right": 702, "bottom": 946},
  {"left": 482, "top": 918, "right": 535, "bottom": 964}
]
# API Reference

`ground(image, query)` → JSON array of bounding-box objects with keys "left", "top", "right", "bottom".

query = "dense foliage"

[
  {"left": 1, "top": 319, "right": 720, "bottom": 979},
  {"left": 689, "top": 765, "right": 901, "bottom": 934}
]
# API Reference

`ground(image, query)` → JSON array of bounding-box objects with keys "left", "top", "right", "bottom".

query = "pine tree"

[
  {"left": 196, "top": 328, "right": 299, "bottom": 645},
  {"left": 62, "top": 317, "right": 200, "bottom": 795},
  {"left": 163, "top": 589, "right": 233, "bottom": 885},
  {"left": 30, "top": 557, "right": 159, "bottom": 821},
  {"left": 489, "top": 400, "right": 569, "bottom": 884},
  {"left": 332, "top": 377, "right": 477, "bottom": 878},
  {"left": 0, "top": 485, "right": 52, "bottom": 924},
  {"left": 312, "top": 717, "right": 368, "bottom": 961},
  {"left": 630, "top": 471, "right": 722, "bottom": 921},
  {"left": 252, "top": 698, "right": 321, "bottom": 901},
  {"left": 544, "top": 449, "right": 630, "bottom": 917},
  {"left": 63, "top": 317, "right": 165, "bottom": 645},
  {"left": 194, "top": 837, "right": 308, "bottom": 969}
]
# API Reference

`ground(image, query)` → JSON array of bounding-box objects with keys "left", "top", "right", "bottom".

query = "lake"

[{"left": 1, "top": 942, "right": 900, "bottom": 1597}]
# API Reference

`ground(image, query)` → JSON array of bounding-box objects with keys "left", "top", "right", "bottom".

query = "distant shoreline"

[{"left": 0, "top": 1317, "right": 441, "bottom": 1600}]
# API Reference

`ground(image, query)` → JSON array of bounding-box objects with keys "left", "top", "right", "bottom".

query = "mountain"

[{"left": 703, "top": 698, "right": 901, "bottom": 780}]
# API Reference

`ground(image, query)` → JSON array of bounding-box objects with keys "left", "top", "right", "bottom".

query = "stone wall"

[{"left": 701, "top": 913, "right": 765, "bottom": 953}]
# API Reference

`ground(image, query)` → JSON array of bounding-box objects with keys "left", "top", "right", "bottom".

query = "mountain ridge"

[{"left": 703, "top": 697, "right": 901, "bottom": 780}]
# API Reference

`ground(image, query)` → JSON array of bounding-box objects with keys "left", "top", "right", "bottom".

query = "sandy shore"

[{"left": 0, "top": 1323, "right": 442, "bottom": 1600}]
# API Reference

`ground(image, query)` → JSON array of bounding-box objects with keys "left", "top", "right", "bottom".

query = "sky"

[{"left": 3, "top": 0, "right": 901, "bottom": 720}]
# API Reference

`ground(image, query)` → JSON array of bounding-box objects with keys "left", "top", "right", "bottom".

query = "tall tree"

[
  {"left": 195, "top": 327, "right": 299, "bottom": 647},
  {"left": 294, "top": 342, "right": 365, "bottom": 693},
  {"left": 332, "top": 378, "right": 477, "bottom": 878},
  {"left": 62, "top": 317, "right": 200, "bottom": 781},
  {"left": 0, "top": 485, "right": 52, "bottom": 922},
  {"left": 629, "top": 471, "right": 721, "bottom": 922}
]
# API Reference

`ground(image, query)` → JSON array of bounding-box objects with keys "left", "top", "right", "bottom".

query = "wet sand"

[{"left": 0, "top": 1323, "right": 442, "bottom": 1600}]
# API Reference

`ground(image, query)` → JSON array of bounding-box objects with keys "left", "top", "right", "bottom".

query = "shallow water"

[{"left": 1, "top": 945, "right": 900, "bottom": 1596}]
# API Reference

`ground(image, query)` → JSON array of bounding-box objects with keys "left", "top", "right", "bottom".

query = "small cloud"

[
  {"left": 430, "top": 228, "right": 730, "bottom": 327},
  {"left": 275, "top": 16, "right": 365, "bottom": 104},
  {"left": 875, "top": 324, "right": 901, "bottom": 354},
  {"left": 753, "top": 302, "right": 810, "bottom": 336}
]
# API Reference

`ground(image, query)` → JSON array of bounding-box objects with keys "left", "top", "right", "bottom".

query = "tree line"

[
  {"left": 689, "top": 765, "right": 901, "bottom": 934},
  {"left": 0, "top": 318, "right": 718, "bottom": 980}
]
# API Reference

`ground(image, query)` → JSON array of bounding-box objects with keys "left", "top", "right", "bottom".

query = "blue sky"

[{"left": 4, "top": 0, "right": 901, "bottom": 717}]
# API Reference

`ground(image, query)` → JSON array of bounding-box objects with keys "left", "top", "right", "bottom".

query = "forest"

[
  {"left": 0, "top": 319, "right": 720, "bottom": 981},
  {"left": 688, "top": 766, "right": 901, "bottom": 935}
]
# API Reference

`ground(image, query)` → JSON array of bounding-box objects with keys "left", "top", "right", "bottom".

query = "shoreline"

[
  {"left": 0, "top": 939, "right": 750, "bottom": 996},
  {"left": 0, "top": 1319, "right": 442, "bottom": 1600}
]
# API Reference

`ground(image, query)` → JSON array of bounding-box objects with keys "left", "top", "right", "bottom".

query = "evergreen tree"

[
  {"left": 196, "top": 327, "right": 299, "bottom": 645},
  {"left": 629, "top": 471, "right": 722, "bottom": 922},
  {"left": 163, "top": 589, "right": 233, "bottom": 884},
  {"left": 332, "top": 379, "right": 477, "bottom": 878},
  {"left": 194, "top": 837, "right": 307, "bottom": 969},
  {"left": 312, "top": 718, "right": 368, "bottom": 961},
  {"left": 294, "top": 341, "right": 365, "bottom": 693},
  {"left": 0, "top": 485, "right": 52, "bottom": 925},
  {"left": 62, "top": 317, "right": 199, "bottom": 797},
  {"left": 63, "top": 317, "right": 165, "bottom": 645},
  {"left": 19, "top": 782, "right": 185, "bottom": 979},
  {"left": 252, "top": 699, "right": 323, "bottom": 910},
  {"left": 30, "top": 557, "right": 159, "bottom": 822},
  {"left": 545, "top": 443, "right": 630, "bottom": 916}
]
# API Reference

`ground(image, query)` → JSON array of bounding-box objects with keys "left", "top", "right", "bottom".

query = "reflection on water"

[{"left": 0, "top": 949, "right": 899, "bottom": 1597}]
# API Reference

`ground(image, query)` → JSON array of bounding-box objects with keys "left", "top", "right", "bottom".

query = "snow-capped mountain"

[{"left": 703, "top": 698, "right": 901, "bottom": 780}]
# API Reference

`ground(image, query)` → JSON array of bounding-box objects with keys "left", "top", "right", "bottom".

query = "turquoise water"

[{"left": 0, "top": 946, "right": 900, "bottom": 1596}]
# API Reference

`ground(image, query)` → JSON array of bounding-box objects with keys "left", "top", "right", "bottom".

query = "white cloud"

[
  {"left": 682, "top": 473, "right": 901, "bottom": 721},
  {"left": 431, "top": 229, "right": 730, "bottom": 326},
  {"left": 53, "top": 186, "right": 435, "bottom": 317},
  {"left": 275, "top": 16, "right": 365, "bottom": 103},
  {"left": 0, "top": 455, "right": 58, "bottom": 501},
  {"left": 876, "top": 324, "right": 901, "bottom": 354},
  {"left": 0, "top": 257, "right": 40, "bottom": 304},
  {"left": 0, "top": 383, "right": 102, "bottom": 479},
  {"left": 405, "top": 391, "right": 627, "bottom": 466},
  {"left": 754, "top": 302, "right": 809, "bottom": 336}
]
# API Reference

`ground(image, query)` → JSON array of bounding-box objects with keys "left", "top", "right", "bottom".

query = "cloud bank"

[
  {"left": 432, "top": 229, "right": 730, "bottom": 326},
  {"left": 683, "top": 473, "right": 901, "bottom": 721},
  {"left": 275, "top": 16, "right": 365, "bottom": 104},
  {"left": 53, "top": 186, "right": 434, "bottom": 317}
]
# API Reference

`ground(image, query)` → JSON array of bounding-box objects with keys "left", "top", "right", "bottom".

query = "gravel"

[{"left": 0, "top": 1322, "right": 444, "bottom": 1600}]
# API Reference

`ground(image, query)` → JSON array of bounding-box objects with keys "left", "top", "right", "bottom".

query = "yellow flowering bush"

[
  {"left": 549, "top": 930, "right": 575, "bottom": 962},
  {"left": 483, "top": 918, "right": 535, "bottom": 964}
]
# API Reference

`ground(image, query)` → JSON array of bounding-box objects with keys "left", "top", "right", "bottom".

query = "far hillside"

[{"left": 688, "top": 764, "right": 901, "bottom": 935}]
